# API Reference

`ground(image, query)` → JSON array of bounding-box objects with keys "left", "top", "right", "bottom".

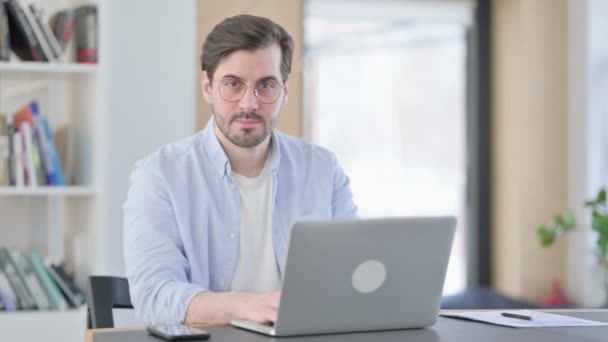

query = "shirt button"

[{"left": 229, "top": 233, "right": 236, "bottom": 239}]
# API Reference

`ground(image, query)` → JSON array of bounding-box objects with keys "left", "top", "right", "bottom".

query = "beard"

[{"left": 214, "top": 110, "right": 276, "bottom": 148}]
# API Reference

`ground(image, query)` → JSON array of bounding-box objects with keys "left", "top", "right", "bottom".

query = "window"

[{"left": 304, "top": 0, "right": 475, "bottom": 294}]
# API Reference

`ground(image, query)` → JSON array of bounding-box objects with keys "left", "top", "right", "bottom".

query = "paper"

[{"left": 440, "top": 310, "right": 608, "bottom": 328}]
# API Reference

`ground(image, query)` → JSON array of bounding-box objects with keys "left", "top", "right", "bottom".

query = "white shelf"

[
  {"left": 0, "top": 186, "right": 98, "bottom": 196},
  {"left": 0, "top": 61, "right": 98, "bottom": 74},
  {"left": 0, "top": 307, "right": 87, "bottom": 342}
]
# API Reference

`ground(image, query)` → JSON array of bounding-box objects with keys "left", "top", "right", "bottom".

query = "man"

[{"left": 123, "top": 15, "right": 358, "bottom": 326}]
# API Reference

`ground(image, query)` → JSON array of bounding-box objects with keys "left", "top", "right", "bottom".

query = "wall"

[
  {"left": 491, "top": 0, "right": 569, "bottom": 302},
  {"left": 195, "top": 0, "right": 304, "bottom": 137},
  {"left": 102, "top": 0, "right": 196, "bottom": 275}
]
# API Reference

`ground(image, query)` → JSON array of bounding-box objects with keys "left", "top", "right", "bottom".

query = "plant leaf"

[
  {"left": 555, "top": 214, "right": 565, "bottom": 227},
  {"left": 562, "top": 210, "right": 576, "bottom": 230},
  {"left": 538, "top": 226, "right": 556, "bottom": 247},
  {"left": 598, "top": 188, "right": 607, "bottom": 204}
]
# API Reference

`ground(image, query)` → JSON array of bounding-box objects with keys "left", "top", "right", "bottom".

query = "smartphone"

[{"left": 147, "top": 325, "right": 210, "bottom": 341}]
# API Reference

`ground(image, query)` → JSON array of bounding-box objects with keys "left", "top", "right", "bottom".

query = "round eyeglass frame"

[{"left": 216, "top": 79, "right": 285, "bottom": 104}]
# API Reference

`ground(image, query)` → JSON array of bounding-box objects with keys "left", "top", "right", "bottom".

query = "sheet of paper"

[{"left": 440, "top": 310, "right": 608, "bottom": 328}]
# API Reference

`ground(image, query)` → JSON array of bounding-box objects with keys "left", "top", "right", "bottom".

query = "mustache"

[{"left": 230, "top": 111, "right": 264, "bottom": 123}]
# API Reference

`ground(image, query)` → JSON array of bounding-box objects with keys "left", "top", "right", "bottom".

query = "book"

[
  {"left": 5, "top": 0, "right": 45, "bottom": 61},
  {"left": 0, "top": 247, "right": 37, "bottom": 310},
  {"left": 47, "top": 262, "right": 85, "bottom": 307},
  {"left": 9, "top": 249, "right": 53, "bottom": 310},
  {"left": 28, "top": 4, "right": 62, "bottom": 60},
  {"left": 13, "top": 105, "right": 45, "bottom": 186},
  {"left": 54, "top": 125, "right": 73, "bottom": 185},
  {"left": 0, "top": 1, "right": 10, "bottom": 61},
  {"left": 30, "top": 252, "right": 68, "bottom": 310},
  {"left": 7, "top": 123, "right": 16, "bottom": 185},
  {"left": 49, "top": 9, "right": 74, "bottom": 52},
  {"left": 40, "top": 116, "right": 65, "bottom": 185},
  {"left": 0, "top": 114, "right": 9, "bottom": 186},
  {"left": 16, "top": 122, "right": 36, "bottom": 186},
  {"left": 0, "top": 270, "right": 17, "bottom": 311},
  {"left": 18, "top": 0, "right": 54, "bottom": 61},
  {"left": 30, "top": 101, "right": 56, "bottom": 185},
  {"left": 12, "top": 129, "right": 24, "bottom": 186},
  {"left": 30, "top": 3, "right": 64, "bottom": 59}
]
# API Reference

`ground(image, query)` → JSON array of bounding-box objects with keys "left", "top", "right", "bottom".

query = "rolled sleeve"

[{"left": 123, "top": 163, "right": 207, "bottom": 325}]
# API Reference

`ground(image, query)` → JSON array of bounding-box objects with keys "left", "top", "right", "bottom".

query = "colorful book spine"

[
  {"left": 0, "top": 247, "right": 37, "bottom": 310},
  {"left": 0, "top": 271, "right": 18, "bottom": 311},
  {"left": 7, "top": 123, "right": 15, "bottom": 185},
  {"left": 47, "top": 263, "right": 85, "bottom": 307},
  {"left": 9, "top": 249, "right": 53, "bottom": 310},
  {"left": 40, "top": 116, "right": 65, "bottom": 185},
  {"left": 30, "top": 252, "right": 68, "bottom": 310},
  {"left": 30, "top": 101, "right": 55, "bottom": 185},
  {"left": 18, "top": 122, "right": 37, "bottom": 186}
]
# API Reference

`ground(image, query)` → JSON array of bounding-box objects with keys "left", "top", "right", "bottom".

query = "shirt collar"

[{"left": 201, "top": 116, "right": 281, "bottom": 178}]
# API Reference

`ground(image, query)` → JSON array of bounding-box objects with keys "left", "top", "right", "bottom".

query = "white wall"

[{"left": 101, "top": 0, "right": 196, "bottom": 275}]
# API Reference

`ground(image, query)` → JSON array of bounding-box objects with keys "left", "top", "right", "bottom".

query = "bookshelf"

[
  {"left": 2, "top": 0, "right": 198, "bottom": 340},
  {"left": 0, "top": 61, "right": 98, "bottom": 73},
  {"left": 0, "top": 185, "right": 97, "bottom": 196},
  {"left": 0, "top": 0, "right": 103, "bottom": 341}
]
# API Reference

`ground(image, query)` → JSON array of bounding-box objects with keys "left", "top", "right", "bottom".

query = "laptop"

[{"left": 230, "top": 216, "right": 456, "bottom": 337}]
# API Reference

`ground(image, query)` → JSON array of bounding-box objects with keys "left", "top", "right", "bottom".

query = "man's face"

[{"left": 202, "top": 44, "right": 288, "bottom": 148}]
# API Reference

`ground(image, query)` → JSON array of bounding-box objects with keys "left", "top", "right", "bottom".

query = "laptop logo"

[{"left": 352, "top": 260, "right": 386, "bottom": 294}]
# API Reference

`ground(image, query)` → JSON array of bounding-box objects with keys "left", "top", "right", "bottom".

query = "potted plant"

[{"left": 537, "top": 188, "right": 608, "bottom": 306}]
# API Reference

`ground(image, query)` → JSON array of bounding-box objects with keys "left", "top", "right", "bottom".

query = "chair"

[{"left": 87, "top": 276, "right": 134, "bottom": 328}]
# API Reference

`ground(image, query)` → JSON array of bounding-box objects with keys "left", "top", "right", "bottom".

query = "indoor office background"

[{"left": 0, "top": 0, "right": 607, "bottom": 341}]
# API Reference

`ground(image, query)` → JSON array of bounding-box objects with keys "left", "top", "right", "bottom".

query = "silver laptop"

[{"left": 231, "top": 216, "right": 456, "bottom": 337}]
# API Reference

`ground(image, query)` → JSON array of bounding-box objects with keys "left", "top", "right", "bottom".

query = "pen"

[{"left": 501, "top": 312, "right": 533, "bottom": 320}]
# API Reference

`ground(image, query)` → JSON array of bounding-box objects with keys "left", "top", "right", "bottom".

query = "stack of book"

[
  {"left": 0, "top": 246, "right": 86, "bottom": 311},
  {"left": 3, "top": 0, "right": 71, "bottom": 62},
  {"left": 0, "top": 0, "right": 96, "bottom": 63},
  {"left": 0, "top": 100, "right": 66, "bottom": 187}
]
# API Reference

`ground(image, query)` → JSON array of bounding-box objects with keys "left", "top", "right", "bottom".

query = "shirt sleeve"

[
  {"left": 330, "top": 153, "right": 359, "bottom": 219},
  {"left": 123, "top": 162, "right": 206, "bottom": 325}
]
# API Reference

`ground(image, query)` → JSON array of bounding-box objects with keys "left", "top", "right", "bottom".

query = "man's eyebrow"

[
  {"left": 220, "top": 74, "right": 244, "bottom": 81},
  {"left": 258, "top": 76, "right": 280, "bottom": 82},
  {"left": 219, "top": 74, "right": 280, "bottom": 82}
]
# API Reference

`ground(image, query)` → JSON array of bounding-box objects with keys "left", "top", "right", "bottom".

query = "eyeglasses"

[{"left": 217, "top": 78, "right": 285, "bottom": 104}]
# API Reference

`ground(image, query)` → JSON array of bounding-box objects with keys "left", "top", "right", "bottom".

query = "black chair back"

[{"left": 87, "top": 276, "right": 134, "bottom": 328}]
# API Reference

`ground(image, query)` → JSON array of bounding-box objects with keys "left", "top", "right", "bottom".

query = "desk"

[{"left": 86, "top": 310, "right": 608, "bottom": 342}]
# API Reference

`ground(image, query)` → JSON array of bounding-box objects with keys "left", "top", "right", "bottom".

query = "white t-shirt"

[{"left": 229, "top": 155, "right": 281, "bottom": 292}]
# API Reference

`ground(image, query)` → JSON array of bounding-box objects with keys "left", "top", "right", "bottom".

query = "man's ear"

[
  {"left": 283, "top": 84, "right": 289, "bottom": 104},
  {"left": 202, "top": 71, "right": 213, "bottom": 104}
]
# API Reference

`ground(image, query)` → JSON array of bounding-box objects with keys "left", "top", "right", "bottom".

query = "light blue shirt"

[{"left": 123, "top": 118, "right": 358, "bottom": 325}]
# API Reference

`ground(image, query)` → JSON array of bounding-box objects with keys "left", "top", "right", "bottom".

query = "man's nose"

[{"left": 239, "top": 87, "right": 259, "bottom": 112}]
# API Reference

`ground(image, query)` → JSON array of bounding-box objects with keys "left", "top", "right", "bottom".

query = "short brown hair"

[{"left": 201, "top": 15, "right": 294, "bottom": 82}]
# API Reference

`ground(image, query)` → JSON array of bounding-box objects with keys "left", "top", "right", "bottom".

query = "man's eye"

[
  {"left": 259, "top": 82, "right": 274, "bottom": 89},
  {"left": 225, "top": 81, "right": 239, "bottom": 87}
]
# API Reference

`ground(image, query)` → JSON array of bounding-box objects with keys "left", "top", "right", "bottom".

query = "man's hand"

[
  {"left": 232, "top": 291, "right": 280, "bottom": 323},
  {"left": 185, "top": 291, "right": 280, "bottom": 325}
]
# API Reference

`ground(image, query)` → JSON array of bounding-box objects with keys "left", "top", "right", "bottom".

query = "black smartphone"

[{"left": 147, "top": 325, "right": 210, "bottom": 341}]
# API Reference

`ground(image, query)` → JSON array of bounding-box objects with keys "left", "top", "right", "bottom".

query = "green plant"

[{"left": 538, "top": 188, "right": 608, "bottom": 265}]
